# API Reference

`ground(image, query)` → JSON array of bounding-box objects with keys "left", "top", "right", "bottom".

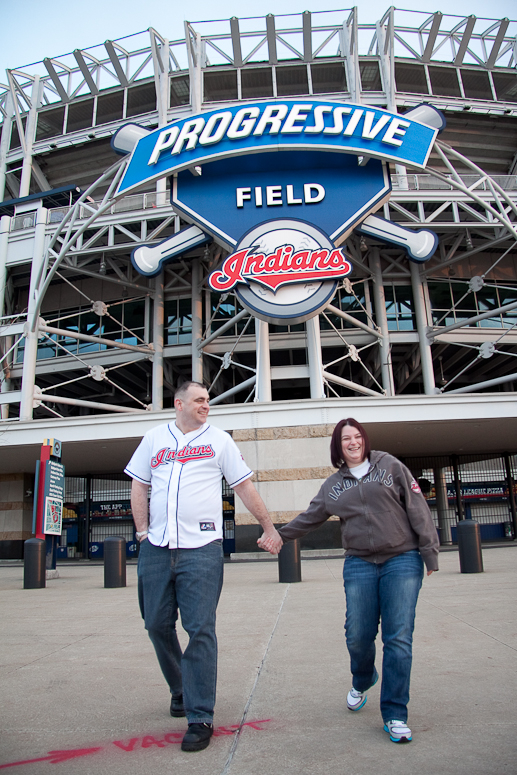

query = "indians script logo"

[
  {"left": 209, "top": 243, "right": 351, "bottom": 292},
  {"left": 151, "top": 445, "right": 215, "bottom": 468},
  {"left": 209, "top": 219, "right": 353, "bottom": 325}
]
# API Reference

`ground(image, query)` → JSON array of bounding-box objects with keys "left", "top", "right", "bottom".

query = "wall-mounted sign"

[
  {"left": 114, "top": 101, "right": 443, "bottom": 320},
  {"left": 43, "top": 459, "right": 64, "bottom": 536},
  {"left": 114, "top": 100, "right": 439, "bottom": 196},
  {"left": 208, "top": 219, "right": 352, "bottom": 325}
]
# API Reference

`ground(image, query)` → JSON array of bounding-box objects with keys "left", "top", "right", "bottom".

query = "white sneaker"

[
  {"left": 383, "top": 720, "right": 412, "bottom": 743},
  {"left": 347, "top": 686, "right": 367, "bottom": 711}
]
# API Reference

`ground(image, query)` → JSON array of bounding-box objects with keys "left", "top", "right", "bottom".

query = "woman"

[{"left": 271, "top": 418, "right": 439, "bottom": 743}]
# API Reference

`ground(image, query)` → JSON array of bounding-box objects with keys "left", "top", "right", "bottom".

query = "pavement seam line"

[
  {"left": 423, "top": 601, "right": 517, "bottom": 652},
  {"left": 220, "top": 585, "right": 290, "bottom": 775}
]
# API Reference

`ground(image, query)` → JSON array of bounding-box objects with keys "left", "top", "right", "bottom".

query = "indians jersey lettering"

[
  {"left": 151, "top": 445, "right": 215, "bottom": 467},
  {"left": 125, "top": 422, "right": 252, "bottom": 550}
]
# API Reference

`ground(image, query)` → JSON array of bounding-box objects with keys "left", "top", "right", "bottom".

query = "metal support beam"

[
  {"left": 302, "top": 11, "right": 312, "bottom": 62},
  {"left": 39, "top": 324, "right": 152, "bottom": 354},
  {"left": 433, "top": 467, "right": 453, "bottom": 544},
  {"left": 486, "top": 18, "right": 510, "bottom": 68},
  {"left": 73, "top": 50, "right": 99, "bottom": 95},
  {"left": 429, "top": 300, "right": 517, "bottom": 340},
  {"left": 410, "top": 261, "right": 436, "bottom": 395},
  {"left": 104, "top": 41, "right": 129, "bottom": 87},
  {"left": 342, "top": 9, "right": 361, "bottom": 104},
  {"left": 266, "top": 15, "right": 278, "bottom": 65},
  {"left": 20, "top": 77, "right": 41, "bottom": 198},
  {"left": 0, "top": 215, "right": 11, "bottom": 420},
  {"left": 322, "top": 370, "right": 383, "bottom": 398},
  {"left": 20, "top": 208, "right": 47, "bottom": 421},
  {"left": 152, "top": 271, "right": 164, "bottom": 410},
  {"left": 325, "top": 304, "right": 381, "bottom": 338},
  {"left": 36, "top": 393, "right": 139, "bottom": 414},
  {"left": 454, "top": 16, "right": 476, "bottom": 66},
  {"left": 451, "top": 455, "right": 465, "bottom": 521},
  {"left": 230, "top": 17, "right": 243, "bottom": 67},
  {"left": 255, "top": 319, "right": 272, "bottom": 402},
  {"left": 43, "top": 59, "right": 69, "bottom": 102},
  {"left": 191, "top": 259, "right": 203, "bottom": 381},
  {"left": 422, "top": 12, "right": 443, "bottom": 63},
  {"left": 504, "top": 453, "right": 517, "bottom": 540},
  {"left": 209, "top": 375, "right": 256, "bottom": 406},
  {"left": 306, "top": 316, "right": 325, "bottom": 399},
  {"left": 446, "top": 372, "right": 517, "bottom": 394},
  {"left": 199, "top": 308, "right": 248, "bottom": 349},
  {"left": 0, "top": 93, "right": 14, "bottom": 201},
  {"left": 370, "top": 249, "right": 394, "bottom": 396}
]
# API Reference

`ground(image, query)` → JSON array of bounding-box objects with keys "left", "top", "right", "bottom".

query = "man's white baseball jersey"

[{"left": 125, "top": 421, "right": 252, "bottom": 549}]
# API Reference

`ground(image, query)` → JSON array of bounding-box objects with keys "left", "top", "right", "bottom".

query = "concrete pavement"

[{"left": 1, "top": 547, "right": 516, "bottom": 775}]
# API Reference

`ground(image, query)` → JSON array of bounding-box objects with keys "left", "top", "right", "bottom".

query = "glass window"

[
  {"left": 66, "top": 99, "right": 94, "bottom": 133},
  {"left": 36, "top": 107, "right": 65, "bottom": 140},
  {"left": 204, "top": 70, "right": 238, "bottom": 102},
  {"left": 460, "top": 69, "right": 493, "bottom": 101},
  {"left": 95, "top": 90, "right": 124, "bottom": 125},
  {"left": 276, "top": 65, "right": 309, "bottom": 96},
  {"left": 311, "top": 63, "right": 347, "bottom": 94},
  {"left": 170, "top": 75, "right": 190, "bottom": 106},
  {"left": 320, "top": 283, "right": 369, "bottom": 330},
  {"left": 384, "top": 285, "right": 415, "bottom": 331},
  {"left": 429, "top": 66, "right": 461, "bottom": 97},
  {"left": 359, "top": 61, "right": 382, "bottom": 91},
  {"left": 395, "top": 63, "right": 428, "bottom": 95},
  {"left": 492, "top": 72, "right": 517, "bottom": 104},
  {"left": 165, "top": 297, "right": 193, "bottom": 344},
  {"left": 241, "top": 68, "right": 273, "bottom": 99},
  {"left": 127, "top": 82, "right": 157, "bottom": 117}
]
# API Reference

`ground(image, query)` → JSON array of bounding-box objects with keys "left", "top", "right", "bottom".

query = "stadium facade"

[{"left": 1, "top": 7, "right": 517, "bottom": 559}]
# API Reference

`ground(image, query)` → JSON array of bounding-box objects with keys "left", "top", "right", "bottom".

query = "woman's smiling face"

[{"left": 341, "top": 425, "right": 366, "bottom": 467}]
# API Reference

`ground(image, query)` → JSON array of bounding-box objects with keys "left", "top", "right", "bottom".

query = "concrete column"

[
  {"left": 19, "top": 78, "right": 41, "bottom": 198},
  {"left": 191, "top": 258, "right": 203, "bottom": 382},
  {"left": 370, "top": 249, "right": 395, "bottom": 396},
  {"left": 306, "top": 315, "right": 325, "bottom": 398},
  {"left": 410, "top": 261, "right": 436, "bottom": 395},
  {"left": 0, "top": 215, "right": 11, "bottom": 419},
  {"left": 0, "top": 94, "right": 14, "bottom": 202},
  {"left": 152, "top": 271, "right": 164, "bottom": 411},
  {"left": 255, "top": 318, "right": 272, "bottom": 402},
  {"left": 19, "top": 207, "right": 47, "bottom": 421},
  {"left": 433, "top": 467, "right": 453, "bottom": 544}
]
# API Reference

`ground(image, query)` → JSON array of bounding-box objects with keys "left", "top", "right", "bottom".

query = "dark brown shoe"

[{"left": 181, "top": 723, "right": 213, "bottom": 752}]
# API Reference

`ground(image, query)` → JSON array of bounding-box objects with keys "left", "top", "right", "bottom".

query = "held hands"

[{"left": 257, "top": 528, "right": 283, "bottom": 555}]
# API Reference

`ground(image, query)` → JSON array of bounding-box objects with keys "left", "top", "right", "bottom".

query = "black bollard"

[
  {"left": 278, "top": 539, "right": 301, "bottom": 583},
  {"left": 456, "top": 519, "right": 483, "bottom": 573},
  {"left": 24, "top": 538, "right": 46, "bottom": 589},
  {"left": 104, "top": 536, "right": 126, "bottom": 588}
]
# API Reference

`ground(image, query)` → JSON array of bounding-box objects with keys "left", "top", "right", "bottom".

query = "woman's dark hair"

[{"left": 330, "top": 418, "right": 371, "bottom": 469}]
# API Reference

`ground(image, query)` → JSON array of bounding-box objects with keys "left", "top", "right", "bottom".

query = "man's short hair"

[{"left": 174, "top": 381, "right": 206, "bottom": 402}]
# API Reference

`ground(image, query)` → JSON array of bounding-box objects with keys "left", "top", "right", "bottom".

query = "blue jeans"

[
  {"left": 137, "top": 538, "right": 224, "bottom": 724},
  {"left": 342, "top": 550, "right": 424, "bottom": 723}
]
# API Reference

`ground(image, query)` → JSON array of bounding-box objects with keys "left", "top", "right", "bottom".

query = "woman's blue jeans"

[
  {"left": 137, "top": 538, "right": 224, "bottom": 725},
  {"left": 343, "top": 550, "right": 424, "bottom": 723}
]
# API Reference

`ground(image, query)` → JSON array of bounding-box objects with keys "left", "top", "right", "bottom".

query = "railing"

[{"left": 391, "top": 175, "right": 517, "bottom": 192}]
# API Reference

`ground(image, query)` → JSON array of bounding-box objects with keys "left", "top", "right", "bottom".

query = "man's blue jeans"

[
  {"left": 137, "top": 538, "right": 224, "bottom": 725},
  {"left": 342, "top": 550, "right": 424, "bottom": 723}
]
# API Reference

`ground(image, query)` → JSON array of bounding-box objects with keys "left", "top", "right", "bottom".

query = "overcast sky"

[{"left": 1, "top": 0, "right": 515, "bottom": 77}]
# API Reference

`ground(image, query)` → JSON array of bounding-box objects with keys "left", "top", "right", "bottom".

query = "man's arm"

[
  {"left": 131, "top": 479, "right": 150, "bottom": 537},
  {"left": 233, "top": 478, "right": 283, "bottom": 555}
]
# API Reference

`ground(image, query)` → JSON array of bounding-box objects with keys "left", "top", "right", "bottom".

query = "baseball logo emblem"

[{"left": 209, "top": 219, "right": 352, "bottom": 325}]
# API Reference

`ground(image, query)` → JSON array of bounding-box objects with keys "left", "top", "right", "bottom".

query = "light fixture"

[
  {"left": 99, "top": 255, "right": 107, "bottom": 275},
  {"left": 360, "top": 236, "right": 368, "bottom": 252},
  {"left": 465, "top": 230, "right": 473, "bottom": 251}
]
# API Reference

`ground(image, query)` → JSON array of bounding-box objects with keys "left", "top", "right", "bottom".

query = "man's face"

[{"left": 175, "top": 384, "right": 210, "bottom": 430}]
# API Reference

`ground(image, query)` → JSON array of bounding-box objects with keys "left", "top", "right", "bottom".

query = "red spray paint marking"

[
  {"left": 0, "top": 747, "right": 102, "bottom": 770},
  {"left": 0, "top": 720, "right": 271, "bottom": 769}
]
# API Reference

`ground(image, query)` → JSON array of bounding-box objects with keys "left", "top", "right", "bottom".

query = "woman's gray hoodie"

[{"left": 277, "top": 450, "right": 439, "bottom": 571}]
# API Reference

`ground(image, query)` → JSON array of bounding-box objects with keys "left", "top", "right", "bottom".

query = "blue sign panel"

[
  {"left": 115, "top": 100, "right": 438, "bottom": 196},
  {"left": 172, "top": 151, "right": 390, "bottom": 248}
]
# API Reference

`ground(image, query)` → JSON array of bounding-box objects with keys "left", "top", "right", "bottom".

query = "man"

[{"left": 125, "top": 381, "right": 282, "bottom": 753}]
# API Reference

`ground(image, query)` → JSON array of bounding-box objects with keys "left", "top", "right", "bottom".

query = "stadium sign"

[
  {"left": 114, "top": 101, "right": 443, "bottom": 321},
  {"left": 114, "top": 100, "right": 439, "bottom": 196}
]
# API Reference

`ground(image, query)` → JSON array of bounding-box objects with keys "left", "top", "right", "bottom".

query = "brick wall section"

[{"left": 233, "top": 424, "right": 338, "bottom": 525}]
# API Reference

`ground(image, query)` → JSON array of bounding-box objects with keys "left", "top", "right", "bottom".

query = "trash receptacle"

[
  {"left": 24, "top": 538, "right": 46, "bottom": 589},
  {"left": 278, "top": 539, "right": 301, "bottom": 583},
  {"left": 456, "top": 519, "right": 483, "bottom": 573},
  {"left": 104, "top": 536, "right": 126, "bottom": 588}
]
